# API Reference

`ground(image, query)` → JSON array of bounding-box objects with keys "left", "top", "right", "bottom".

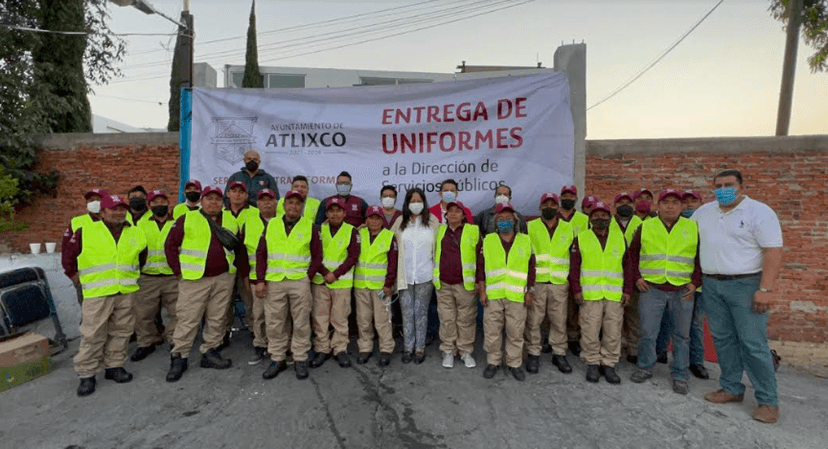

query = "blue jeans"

[
  {"left": 637, "top": 287, "right": 694, "bottom": 380},
  {"left": 703, "top": 275, "right": 777, "bottom": 406},
  {"left": 656, "top": 291, "right": 705, "bottom": 365}
]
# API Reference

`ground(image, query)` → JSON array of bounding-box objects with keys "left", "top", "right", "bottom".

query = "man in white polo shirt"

[{"left": 692, "top": 169, "right": 783, "bottom": 424}]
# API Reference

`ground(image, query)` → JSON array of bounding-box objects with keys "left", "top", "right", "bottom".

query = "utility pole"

[
  {"left": 775, "top": 0, "right": 803, "bottom": 136},
  {"left": 178, "top": 0, "right": 194, "bottom": 88}
]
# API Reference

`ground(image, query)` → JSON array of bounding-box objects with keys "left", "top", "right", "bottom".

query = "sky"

[{"left": 91, "top": 0, "right": 827, "bottom": 139}]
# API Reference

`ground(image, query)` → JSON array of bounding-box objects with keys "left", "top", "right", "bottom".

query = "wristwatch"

[{"left": 759, "top": 288, "right": 773, "bottom": 293}]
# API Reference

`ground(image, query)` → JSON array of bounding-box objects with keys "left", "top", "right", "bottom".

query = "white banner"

[{"left": 189, "top": 71, "right": 574, "bottom": 216}]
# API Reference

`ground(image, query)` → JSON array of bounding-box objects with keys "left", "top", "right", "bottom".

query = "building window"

[
  {"left": 267, "top": 74, "right": 305, "bottom": 88},
  {"left": 230, "top": 72, "right": 244, "bottom": 88}
]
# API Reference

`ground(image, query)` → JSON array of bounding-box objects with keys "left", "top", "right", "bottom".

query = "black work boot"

[
  {"left": 356, "top": 352, "right": 371, "bottom": 365},
  {"left": 166, "top": 354, "right": 188, "bottom": 382},
  {"left": 378, "top": 352, "right": 392, "bottom": 367},
  {"left": 335, "top": 351, "right": 352, "bottom": 368},
  {"left": 690, "top": 364, "right": 709, "bottom": 379},
  {"left": 601, "top": 365, "right": 621, "bottom": 384},
  {"left": 295, "top": 361, "right": 309, "bottom": 380},
  {"left": 510, "top": 366, "right": 526, "bottom": 381},
  {"left": 77, "top": 376, "right": 96, "bottom": 397},
  {"left": 104, "top": 367, "right": 133, "bottom": 383},
  {"left": 309, "top": 351, "right": 330, "bottom": 368},
  {"left": 552, "top": 354, "right": 573, "bottom": 374},
  {"left": 483, "top": 364, "right": 499, "bottom": 379},
  {"left": 200, "top": 348, "right": 232, "bottom": 369},
  {"left": 526, "top": 355, "right": 540, "bottom": 374},
  {"left": 130, "top": 345, "right": 156, "bottom": 362},
  {"left": 262, "top": 360, "right": 288, "bottom": 379},
  {"left": 586, "top": 364, "right": 600, "bottom": 383}
]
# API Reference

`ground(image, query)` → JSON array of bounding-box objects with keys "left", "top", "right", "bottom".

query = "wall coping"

[
  {"left": 587, "top": 135, "right": 828, "bottom": 156},
  {"left": 41, "top": 132, "right": 179, "bottom": 149}
]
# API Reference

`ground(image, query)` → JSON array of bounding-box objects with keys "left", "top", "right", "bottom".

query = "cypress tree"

[{"left": 242, "top": 0, "right": 264, "bottom": 88}]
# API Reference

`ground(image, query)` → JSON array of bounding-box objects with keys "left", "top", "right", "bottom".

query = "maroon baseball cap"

[
  {"left": 184, "top": 180, "right": 202, "bottom": 191},
  {"left": 582, "top": 195, "right": 597, "bottom": 209},
  {"left": 633, "top": 188, "right": 653, "bottom": 200},
  {"left": 614, "top": 192, "right": 633, "bottom": 204},
  {"left": 589, "top": 201, "right": 611, "bottom": 216},
  {"left": 560, "top": 185, "right": 577, "bottom": 195},
  {"left": 366, "top": 205, "right": 383, "bottom": 218},
  {"left": 84, "top": 188, "right": 108, "bottom": 200},
  {"left": 540, "top": 192, "right": 559, "bottom": 205},
  {"left": 494, "top": 202, "right": 516, "bottom": 214},
  {"left": 683, "top": 190, "right": 702, "bottom": 201},
  {"left": 147, "top": 190, "right": 168, "bottom": 203},
  {"left": 326, "top": 196, "right": 345, "bottom": 210},
  {"left": 201, "top": 186, "right": 223, "bottom": 199},
  {"left": 227, "top": 181, "right": 247, "bottom": 193},
  {"left": 283, "top": 190, "right": 303, "bottom": 201},
  {"left": 257, "top": 189, "right": 277, "bottom": 200},
  {"left": 444, "top": 201, "right": 465, "bottom": 211},
  {"left": 658, "top": 189, "right": 683, "bottom": 203},
  {"left": 101, "top": 194, "right": 128, "bottom": 210}
]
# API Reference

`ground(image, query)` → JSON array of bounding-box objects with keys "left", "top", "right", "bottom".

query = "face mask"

[
  {"left": 442, "top": 191, "right": 457, "bottom": 203},
  {"left": 381, "top": 197, "right": 396, "bottom": 208},
  {"left": 151, "top": 205, "right": 169, "bottom": 217},
  {"left": 561, "top": 199, "right": 576, "bottom": 210},
  {"left": 617, "top": 205, "right": 634, "bottom": 218},
  {"left": 636, "top": 201, "right": 651, "bottom": 214},
  {"left": 681, "top": 209, "right": 695, "bottom": 218},
  {"left": 129, "top": 198, "right": 147, "bottom": 211},
  {"left": 336, "top": 183, "right": 351, "bottom": 196},
  {"left": 591, "top": 219, "right": 610, "bottom": 230},
  {"left": 185, "top": 191, "right": 201, "bottom": 203},
  {"left": 495, "top": 195, "right": 509, "bottom": 205},
  {"left": 714, "top": 187, "right": 738, "bottom": 206},
  {"left": 245, "top": 160, "right": 259, "bottom": 172},
  {"left": 87, "top": 201, "right": 101, "bottom": 214},
  {"left": 541, "top": 207, "right": 558, "bottom": 220},
  {"left": 408, "top": 202, "right": 424, "bottom": 215},
  {"left": 496, "top": 219, "right": 514, "bottom": 234}
]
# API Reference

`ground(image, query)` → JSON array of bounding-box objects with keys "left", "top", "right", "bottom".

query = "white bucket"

[
  {"left": 29, "top": 243, "right": 42, "bottom": 254},
  {"left": 45, "top": 242, "right": 57, "bottom": 253}
]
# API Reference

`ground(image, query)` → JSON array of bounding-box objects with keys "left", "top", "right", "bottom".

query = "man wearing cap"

[
  {"left": 569, "top": 201, "right": 633, "bottom": 384},
  {"left": 62, "top": 188, "right": 107, "bottom": 306},
  {"left": 559, "top": 185, "right": 589, "bottom": 356},
  {"left": 310, "top": 196, "right": 360, "bottom": 368},
  {"left": 628, "top": 189, "right": 702, "bottom": 395},
  {"left": 222, "top": 180, "right": 260, "bottom": 338},
  {"left": 164, "top": 186, "right": 242, "bottom": 382},
  {"left": 525, "top": 193, "right": 574, "bottom": 374},
  {"left": 277, "top": 175, "right": 321, "bottom": 219},
  {"left": 693, "top": 169, "right": 783, "bottom": 424},
  {"left": 126, "top": 185, "right": 149, "bottom": 225},
  {"left": 130, "top": 190, "right": 179, "bottom": 362},
  {"left": 255, "top": 190, "right": 323, "bottom": 380},
  {"left": 581, "top": 195, "right": 598, "bottom": 217},
  {"left": 225, "top": 149, "right": 280, "bottom": 207},
  {"left": 434, "top": 201, "right": 480, "bottom": 369},
  {"left": 315, "top": 171, "right": 369, "bottom": 228},
  {"left": 353, "top": 205, "right": 398, "bottom": 367},
  {"left": 633, "top": 188, "right": 658, "bottom": 219},
  {"left": 477, "top": 202, "right": 535, "bottom": 381},
  {"left": 474, "top": 185, "right": 527, "bottom": 236},
  {"left": 174, "top": 180, "right": 202, "bottom": 219},
  {"left": 63, "top": 194, "right": 148, "bottom": 396},
  {"left": 612, "top": 192, "right": 645, "bottom": 364}
]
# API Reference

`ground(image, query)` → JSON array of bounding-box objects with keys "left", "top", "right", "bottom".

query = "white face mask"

[
  {"left": 381, "top": 197, "right": 396, "bottom": 208},
  {"left": 408, "top": 202, "right": 424, "bottom": 215},
  {"left": 87, "top": 201, "right": 101, "bottom": 214},
  {"left": 442, "top": 191, "right": 457, "bottom": 203},
  {"left": 495, "top": 195, "right": 509, "bottom": 205}
]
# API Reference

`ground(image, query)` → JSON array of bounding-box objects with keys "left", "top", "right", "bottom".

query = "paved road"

[{"left": 2, "top": 330, "right": 826, "bottom": 449}]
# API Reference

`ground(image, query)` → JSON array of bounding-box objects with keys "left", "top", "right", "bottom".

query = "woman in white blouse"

[{"left": 391, "top": 187, "right": 439, "bottom": 364}]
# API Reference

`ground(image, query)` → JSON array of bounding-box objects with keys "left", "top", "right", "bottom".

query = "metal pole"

[
  {"left": 775, "top": 0, "right": 803, "bottom": 136},
  {"left": 179, "top": 10, "right": 194, "bottom": 88}
]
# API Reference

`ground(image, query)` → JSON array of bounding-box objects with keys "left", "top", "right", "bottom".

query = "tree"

[
  {"left": 242, "top": 0, "right": 264, "bottom": 88},
  {"left": 771, "top": 0, "right": 828, "bottom": 72}
]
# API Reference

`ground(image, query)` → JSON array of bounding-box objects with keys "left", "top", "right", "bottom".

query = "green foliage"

[
  {"left": 0, "top": 168, "right": 27, "bottom": 233},
  {"left": 242, "top": 0, "right": 264, "bottom": 88},
  {"left": 771, "top": 0, "right": 828, "bottom": 72}
]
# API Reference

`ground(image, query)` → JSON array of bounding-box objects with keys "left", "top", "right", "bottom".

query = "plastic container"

[
  {"left": 29, "top": 243, "right": 41, "bottom": 254},
  {"left": 44, "top": 242, "right": 56, "bottom": 253}
]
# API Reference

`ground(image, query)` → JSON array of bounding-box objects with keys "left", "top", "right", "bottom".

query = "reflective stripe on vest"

[
  {"left": 243, "top": 213, "right": 267, "bottom": 280},
  {"left": 179, "top": 210, "right": 239, "bottom": 280},
  {"left": 265, "top": 217, "right": 313, "bottom": 282},
  {"left": 77, "top": 221, "right": 147, "bottom": 299},
  {"left": 639, "top": 217, "right": 698, "bottom": 286},
  {"left": 312, "top": 222, "right": 355, "bottom": 289},
  {"left": 354, "top": 227, "right": 393, "bottom": 290},
  {"left": 138, "top": 215, "right": 174, "bottom": 275},
  {"left": 527, "top": 218, "right": 573, "bottom": 284},
  {"left": 433, "top": 224, "right": 480, "bottom": 291},
  {"left": 482, "top": 233, "right": 532, "bottom": 302},
  {"left": 578, "top": 228, "right": 625, "bottom": 302}
]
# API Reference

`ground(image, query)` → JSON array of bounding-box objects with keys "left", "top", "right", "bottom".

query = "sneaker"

[
  {"left": 200, "top": 348, "right": 232, "bottom": 369},
  {"left": 378, "top": 352, "right": 392, "bottom": 367},
  {"left": 104, "top": 367, "right": 133, "bottom": 383},
  {"left": 295, "top": 361, "right": 309, "bottom": 380},
  {"left": 525, "top": 355, "right": 540, "bottom": 374},
  {"left": 483, "top": 364, "right": 499, "bottom": 379},
  {"left": 689, "top": 364, "right": 709, "bottom": 379},
  {"left": 248, "top": 346, "right": 267, "bottom": 366},
  {"left": 262, "top": 361, "right": 288, "bottom": 379},
  {"left": 630, "top": 368, "right": 653, "bottom": 383},
  {"left": 672, "top": 379, "right": 689, "bottom": 395},
  {"left": 752, "top": 405, "right": 779, "bottom": 424},
  {"left": 601, "top": 366, "right": 621, "bottom": 384},
  {"left": 335, "top": 351, "right": 352, "bottom": 368},
  {"left": 461, "top": 352, "right": 476, "bottom": 368},
  {"left": 656, "top": 351, "right": 668, "bottom": 364},
  {"left": 442, "top": 351, "right": 454, "bottom": 368},
  {"left": 309, "top": 351, "right": 330, "bottom": 369},
  {"left": 585, "top": 364, "right": 600, "bottom": 383},
  {"left": 510, "top": 366, "right": 526, "bottom": 381},
  {"left": 76, "top": 376, "right": 96, "bottom": 397},
  {"left": 704, "top": 389, "right": 744, "bottom": 404},
  {"left": 552, "top": 354, "right": 572, "bottom": 374}
]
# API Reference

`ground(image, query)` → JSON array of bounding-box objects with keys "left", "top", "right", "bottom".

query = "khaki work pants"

[
  {"left": 354, "top": 288, "right": 395, "bottom": 354},
  {"left": 245, "top": 279, "right": 268, "bottom": 348},
  {"left": 312, "top": 284, "right": 351, "bottom": 355},
  {"left": 579, "top": 299, "right": 624, "bottom": 366},
  {"left": 172, "top": 272, "right": 235, "bottom": 357},
  {"left": 436, "top": 283, "right": 477, "bottom": 355},
  {"left": 265, "top": 279, "right": 312, "bottom": 362},
  {"left": 74, "top": 293, "right": 135, "bottom": 378},
  {"left": 133, "top": 274, "right": 178, "bottom": 347},
  {"left": 623, "top": 291, "right": 640, "bottom": 356},
  {"left": 524, "top": 282, "right": 570, "bottom": 356},
  {"left": 483, "top": 299, "right": 527, "bottom": 368},
  {"left": 567, "top": 291, "right": 581, "bottom": 342}
]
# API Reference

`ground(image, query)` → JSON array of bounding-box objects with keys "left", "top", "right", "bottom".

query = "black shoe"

[
  {"left": 425, "top": 335, "right": 435, "bottom": 346},
  {"left": 130, "top": 345, "right": 156, "bottom": 362},
  {"left": 166, "top": 355, "right": 188, "bottom": 382},
  {"left": 552, "top": 354, "right": 573, "bottom": 374},
  {"left": 262, "top": 361, "right": 288, "bottom": 379},
  {"left": 626, "top": 354, "right": 638, "bottom": 365},
  {"left": 413, "top": 352, "right": 426, "bottom": 364},
  {"left": 690, "top": 364, "right": 709, "bottom": 379},
  {"left": 483, "top": 364, "right": 499, "bottom": 379},
  {"left": 309, "top": 351, "right": 330, "bottom": 369},
  {"left": 357, "top": 352, "right": 371, "bottom": 364},
  {"left": 248, "top": 346, "right": 267, "bottom": 366},
  {"left": 510, "top": 366, "right": 526, "bottom": 381},
  {"left": 401, "top": 352, "right": 413, "bottom": 364},
  {"left": 526, "top": 355, "right": 540, "bottom": 374},
  {"left": 104, "top": 367, "right": 133, "bottom": 383},
  {"left": 601, "top": 366, "right": 621, "bottom": 384},
  {"left": 77, "top": 376, "right": 96, "bottom": 397},
  {"left": 335, "top": 351, "right": 351, "bottom": 368},
  {"left": 295, "top": 361, "right": 309, "bottom": 380},
  {"left": 217, "top": 332, "right": 231, "bottom": 351},
  {"left": 378, "top": 352, "right": 392, "bottom": 367},
  {"left": 568, "top": 341, "right": 581, "bottom": 356},
  {"left": 542, "top": 340, "right": 553, "bottom": 353},
  {"left": 200, "top": 348, "right": 232, "bottom": 369},
  {"left": 586, "top": 364, "right": 600, "bottom": 383},
  {"left": 657, "top": 351, "right": 668, "bottom": 364}
]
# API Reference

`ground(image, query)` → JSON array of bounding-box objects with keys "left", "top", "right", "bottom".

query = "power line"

[
  {"left": 587, "top": 0, "right": 725, "bottom": 111},
  {"left": 0, "top": 23, "right": 183, "bottom": 36}
]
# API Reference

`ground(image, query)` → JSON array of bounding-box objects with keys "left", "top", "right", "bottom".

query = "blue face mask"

[
  {"left": 442, "top": 191, "right": 457, "bottom": 203},
  {"left": 714, "top": 187, "right": 738, "bottom": 205},
  {"left": 680, "top": 209, "right": 695, "bottom": 218},
  {"left": 496, "top": 219, "right": 514, "bottom": 234}
]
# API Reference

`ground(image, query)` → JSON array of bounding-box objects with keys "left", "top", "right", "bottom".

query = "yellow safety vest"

[
  {"left": 178, "top": 210, "right": 239, "bottom": 280},
  {"left": 610, "top": 214, "right": 643, "bottom": 246},
  {"left": 311, "top": 222, "right": 355, "bottom": 289},
  {"left": 277, "top": 196, "right": 321, "bottom": 220},
  {"left": 578, "top": 228, "right": 625, "bottom": 302},
  {"left": 173, "top": 203, "right": 199, "bottom": 219},
  {"left": 226, "top": 206, "right": 259, "bottom": 230},
  {"left": 639, "top": 217, "right": 698, "bottom": 286},
  {"left": 354, "top": 227, "right": 394, "bottom": 290},
  {"left": 483, "top": 233, "right": 533, "bottom": 302},
  {"left": 264, "top": 216, "right": 313, "bottom": 282},
  {"left": 433, "top": 224, "right": 480, "bottom": 291},
  {"left": 137, "top": 216, "right": 174, "bottom": 275},
  {"left": 70, "top": 213, "right": 94, "bottom": 232},
  {"left": 527, "top": 218, "right": 573, "bottom": 284},
  {"left": 562, "top": 210, "right": 589, "bottom": 237},
  {"left": 243, "top": 213, "right": 267, "bottom": 281},
  {"left": 77, "top": 221, "right": 147, "bottom": 300}
]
